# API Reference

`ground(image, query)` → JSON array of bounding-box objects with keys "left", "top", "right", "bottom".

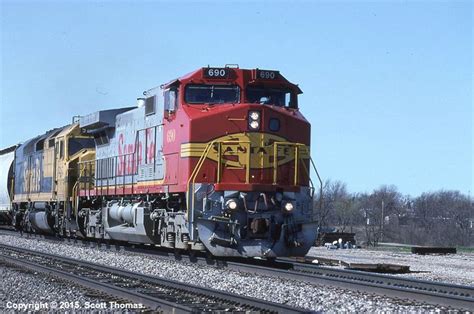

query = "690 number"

[
  {"left": 207, "top": 68, "right": 227, "bottom": 77},
  {"left": 258, "top": 70, "right": 277, "bottom": 79}
]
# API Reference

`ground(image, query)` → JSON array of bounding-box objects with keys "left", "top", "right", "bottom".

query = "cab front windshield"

[
  {"left": 185, "top": 84, "right": 240, "bottom": 104},
  {"left": 246, "top": 87, "right": 293, "bottom": 107}
]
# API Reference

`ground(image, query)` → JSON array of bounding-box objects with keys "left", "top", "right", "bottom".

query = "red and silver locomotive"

[{"left": 2, "top": 66, "right": 321, "bottom": 258}]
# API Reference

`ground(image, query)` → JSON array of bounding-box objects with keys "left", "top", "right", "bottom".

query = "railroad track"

[
  {"left": 1, "top": 228, "right": 473, "bottom": 311},
  {"left": 222, "top": 259, "right": 474, "bottom": 311},
  {"left": 0, "top": 243, "right": 306, "bottom": 313},
  {"left": 123, "top": 244, "right": 474, "bottom": 311}
]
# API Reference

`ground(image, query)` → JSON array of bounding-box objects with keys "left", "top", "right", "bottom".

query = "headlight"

[
  {"left": 283, "top": 202, "right": 294, "bottom": 212},
  {"left": 225, "top": 199, "right": 238, "bottom": 210},
  {"left": 249, "top": 120, "right": 260, "bottom": 130},
  {"left": 248, "top": 111, "right": 261, "bottom": 130},
  {"left": 249, "top": 111, "right": 260, "bottom": 121}
]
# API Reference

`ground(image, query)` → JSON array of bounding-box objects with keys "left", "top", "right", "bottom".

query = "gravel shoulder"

[
  {"left": 0, "top": 262, "right": 120, "bottom": 312},
  {"left": 308, "top": 246, "right": 474, "bottom": 286},
  {"left": 0, "top": 234, "right": 467, "bottom": 312}
]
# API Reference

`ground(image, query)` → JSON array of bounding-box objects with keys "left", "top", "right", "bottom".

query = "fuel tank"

[{"left": 28, "top": 204, "right": 55, "bottom": 234}]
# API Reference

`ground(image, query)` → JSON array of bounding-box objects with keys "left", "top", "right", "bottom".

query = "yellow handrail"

[
  {"left": 217, "top": 141, "right": 250, "bottom": 183},
  {"left": 217, "top": 142, "right": 222, "bottom": 182},
  {"left": 294, "top": 145, "right": 299, "bottom": 185},
  {"left": 187, "top": 140, "right": 251, "bottom": 212},
  {"left": 273, "top": 142, "right": 323, "bottom": 211},
  {"left": 187, "top": 139, "right": 323, "bottom": 223},
  {"left": 187, "top": 141, "right": 216, "bottom": 214},
  {"left": 272, "top": 142, "right": 308, "bottom": 185},
  {"left": 72, "top": 162, "right": 89, "bottom": 217}
]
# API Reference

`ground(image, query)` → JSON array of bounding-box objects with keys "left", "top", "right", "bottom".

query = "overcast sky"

[{"left": 1, "top": 0, "right": 472, "bottom": 196}]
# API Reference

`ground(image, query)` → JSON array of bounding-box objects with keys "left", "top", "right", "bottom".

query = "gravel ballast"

[
  {"left": 0, "top": 234, "right": 467, "bottom": 312},
  {"left": 0, "top": 263, "right": 126, "bottom": 312}
]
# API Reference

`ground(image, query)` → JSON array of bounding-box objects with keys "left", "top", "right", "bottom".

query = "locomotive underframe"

[
  {"left": 12, "top": 200, "right": 75, "bottom": 236},
  {"left": 76, "top": 192, "right": 199, "bottom": 250},
  {"left": 71, "top": 184, "right": 317, "bottom": 257}
]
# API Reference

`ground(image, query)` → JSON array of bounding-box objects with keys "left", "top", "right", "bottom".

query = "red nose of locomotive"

[
  {"left": 173, "top": 67, "right": 312, "bottom": 192},
  {"left": 184, "top": 102, "right": 311, "bottom": 191}
]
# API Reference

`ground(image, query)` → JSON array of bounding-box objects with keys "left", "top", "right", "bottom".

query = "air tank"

[
  {"left": 28, "top": 211, "right": 55, "bottom": 234},
  {"left": 109, "top": 203, "right": 136, "bottom": 225}
]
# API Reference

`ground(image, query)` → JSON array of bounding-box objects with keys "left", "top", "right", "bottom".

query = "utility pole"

[{"left": 380, "top": 200, "right": 384, "bottom": 243}]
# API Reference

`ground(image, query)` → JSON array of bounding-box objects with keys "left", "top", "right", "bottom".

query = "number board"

[
  {"left": 203, "top": 68, "right": 230, "bottom": 79},
  {"left": 256, "top": 69, "right": 280, "bottom": 80}
]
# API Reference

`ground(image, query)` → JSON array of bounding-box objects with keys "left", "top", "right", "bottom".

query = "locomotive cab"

[{"left": 170, "top": 67, "right": 319, "bottom": 257}]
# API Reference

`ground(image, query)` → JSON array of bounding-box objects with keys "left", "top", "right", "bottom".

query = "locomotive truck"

[{"left": 0, "top": 66, "right": 322, "bottom": 258}]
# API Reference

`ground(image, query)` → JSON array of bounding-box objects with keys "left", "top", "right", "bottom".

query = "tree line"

[{"left": 315, "top": 180, "right": 474, "bottom": 247}]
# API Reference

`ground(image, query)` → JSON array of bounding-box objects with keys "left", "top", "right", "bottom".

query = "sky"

[{"left": 1, "top": 0, "right": 472, "bottom": 196}]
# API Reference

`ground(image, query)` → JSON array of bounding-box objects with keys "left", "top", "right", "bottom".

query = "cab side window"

[
  {"left": 164, "top": 88, "right": 177, "bottom": 113},
  {"left": 55, "top": 140, "right": 64, "bottom": 159},
  {"left": 145, "top": 96, "right": 156, "bottom": 116},
  {"left": 59, "top": 140, "right": 64, "bottom": 159}
]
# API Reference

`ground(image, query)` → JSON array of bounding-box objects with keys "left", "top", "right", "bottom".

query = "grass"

[
  {"left": 363, "top": 244, "right": 474, "bottom": 254},
  {"left": 457, "top": 247, "right": 474, "bottom": 253},
  {"left": 367, "top": 245, "right": 412, "bottom": 253}
]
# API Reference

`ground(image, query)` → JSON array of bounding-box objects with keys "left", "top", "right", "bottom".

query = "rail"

[
  {"left": 76, "top": 137, "right": 323, "bottom": 214},
  {"left": 77, "top": 129, "right": 144, "bottom": 197},
  {"left": 187, "top": 140, "right": 323, "bottom": 213},
  {"left": 72, "top": 164, "right": 88, "bottom": 216},
  {"left": 1, "top": 229, "right": 470, "bottom": 311},
  {"left": 220, "top": 259, "right": 474, "bottom": 311},
  {"left": 0, "top": 243, "right": 305, "bottom": 313},
  {"left": 272, "top": 141, "right": 323, "bottom": 210},
  {"left": 77, "top": 151, "right": 138, "bottom": 197},
  {"left": 187, "top": 140, "right": 251, "bottom": 214}
]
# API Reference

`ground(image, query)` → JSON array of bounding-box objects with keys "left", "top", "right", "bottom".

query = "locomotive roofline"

[{"left": 159, "top": 66, "right": 303, "bottom": 95}]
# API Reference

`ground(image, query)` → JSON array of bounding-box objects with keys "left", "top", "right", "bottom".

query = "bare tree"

[
  {"left": 316, "top": 180, "right": 351, "bottom": 230},
  {"left": 314, "top": 179, "right": 473, "bottom": 247},
  {"left": 413, "top": 191, "right": 473, "bottom": 246},
  {"left": 356, "top": 186, "right": 403, "bottom": 246}
]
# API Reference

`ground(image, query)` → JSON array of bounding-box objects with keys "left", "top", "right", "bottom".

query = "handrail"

[
  {"left": 187, "top": 140, "right": 251, "bottom": 215},
  {"left": 72, "top": 163, "right": 89, "bottom": 217},
  {"left": 299, "top": 153, "right": 323, "bottom": 212},
  {"left": 294, "top": 145, "right": 299, "bottom": 185},
  {"left": 76, "top": 137, "right": 323, "bottom": 213},
  {"left": 187, "top": 141, "right": 216, "bottom": 223},
  {"left": 77, "top": 151, "right": 138, "bottom": 196},
  {"left": 272, "top": 141, "right": 323, "bottom": 211},
  {"left": 216, "top": 141, "right": 251, "bottom": 183},
  {"left": 272, "top": 142, "right": 308, "bottom": 185}
]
